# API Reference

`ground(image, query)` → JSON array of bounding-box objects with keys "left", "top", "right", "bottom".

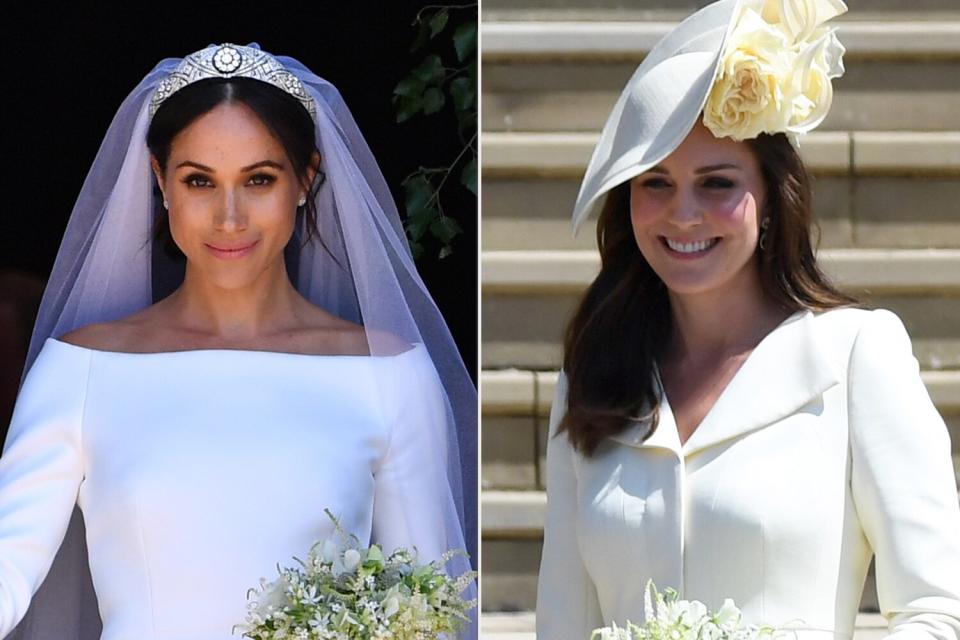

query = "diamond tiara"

[{"left": 148, "top": 43, "right": 317, "bottom": 122}]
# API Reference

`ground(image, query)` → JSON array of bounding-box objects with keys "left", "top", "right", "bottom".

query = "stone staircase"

[{"left": 478, "top": 0, "right": 960, "bottom": 628}]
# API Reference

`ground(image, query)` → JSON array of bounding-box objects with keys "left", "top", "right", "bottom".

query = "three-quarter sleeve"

[
  {"left": 536, "top": 371, "right": 604, "bottom": 640},
  {"left": 0, "top": 342, "right": 91, "bottom": 637},
  {"left": 848, "top": 309, "right": 960, "bottom": 640}
]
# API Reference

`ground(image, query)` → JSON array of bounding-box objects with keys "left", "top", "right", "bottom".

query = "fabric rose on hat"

[{"left": 703, "top": 0, "right": 847, "bottom": 142}]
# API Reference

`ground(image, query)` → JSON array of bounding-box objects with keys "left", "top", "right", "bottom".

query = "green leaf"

[
  {"left": 403, "top": 174, "right": 433, "bottom": 214},
  {"left": 407, "top": 208, "right": 435, "bottom": 242},
  {"left": 410, "top": 19, "right": 430, "bottom": 52},
  {"left": 467, "top": 58, "right": 478, "bottom": 86},
  {"left": 430, "top": 216, "right": 463, "bottom": 244},
  {"left": 412, "top": 54, "right": 444, "bottom": 84},
  {"left": 393, "top": 74, "right": 426, "bottom": 98},
  {"left": 453, "top": 23, "right": 477, "bottom": 63},
  {"left": 409, "top": 240, "right": 424, "bottom": 260},
  {"left": 395, "top": 96, "right": 422, "bottom": 123},
  {"left": 450, "top": 77, "right": 476, "bottom": 113},
  {"left": 460, "top": 157, "right": 477, "bottom": 195},
  {"left": 422, "top": 87, "right": 446, "bottom": 115},
  {"left": 429, "top": 9, "right": 449, "bottom": 38}
]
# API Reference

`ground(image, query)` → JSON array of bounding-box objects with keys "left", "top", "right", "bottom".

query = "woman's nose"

[
  {"left": 213, "top": 189, "right": 248, "bottom": 231},
  {"left": 668, "top": 187, "right": 703, "bottom": 229}
]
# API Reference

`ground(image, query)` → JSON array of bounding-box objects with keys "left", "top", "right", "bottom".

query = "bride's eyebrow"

[{"left": 173, "top": 159, "right": 286, "bottom": 172}]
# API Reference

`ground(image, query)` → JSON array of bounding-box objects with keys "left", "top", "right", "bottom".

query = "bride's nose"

[{"left": 213, "top": 189, "right": 248, "bottom": 232}]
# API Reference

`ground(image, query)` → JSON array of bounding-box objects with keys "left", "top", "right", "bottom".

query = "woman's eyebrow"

[
  {"left": 173, "top": 159, "right": 285, "bottom": 172},
  {"left": 695, "top": 163, "right": 740, "bottom": 174}
]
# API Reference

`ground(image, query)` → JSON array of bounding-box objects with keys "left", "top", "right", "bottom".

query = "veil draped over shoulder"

[{"left": 8, "top": 44, "right": 477, "bottom": 640}]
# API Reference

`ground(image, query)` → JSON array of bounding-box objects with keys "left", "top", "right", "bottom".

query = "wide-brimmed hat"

[{"left": 571, "top": 0, "right": 846, "bottom": 231}]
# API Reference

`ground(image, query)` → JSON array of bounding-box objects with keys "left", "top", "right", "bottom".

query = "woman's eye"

[
  {"left": 248, "top": 174, "right": 276, "bottom": 187},
  {"left": 184, "top": 174, "right": 213, "bottom": 188},
  {"left": 703, "top": 177, "right": 735, "bottom": 189},
  {"left": 641, "top": 177, "right": 671, "bottom": 189}
]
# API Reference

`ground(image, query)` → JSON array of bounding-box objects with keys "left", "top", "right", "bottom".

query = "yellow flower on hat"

[{"left": 703, "top": 0, "right": 847, "bottom": 141}]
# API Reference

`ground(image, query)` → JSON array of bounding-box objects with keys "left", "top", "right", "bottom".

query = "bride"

[{"left": 0, "top": 43, "right": 476, "bottom": 640}]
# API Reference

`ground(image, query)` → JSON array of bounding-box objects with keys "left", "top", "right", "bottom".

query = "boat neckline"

[{"left": 46, "top": 336, "right": 421, "bottom": 359}]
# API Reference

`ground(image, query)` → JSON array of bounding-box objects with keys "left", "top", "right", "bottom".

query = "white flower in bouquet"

[
  {"left": 233, "top": 509, "right": 477, "bottom": 640},
  {"left": 591, "top": 581, "right": 784, "bottom": 640}
]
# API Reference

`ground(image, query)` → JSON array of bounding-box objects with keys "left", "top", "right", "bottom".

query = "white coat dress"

[{"left": 536, "top": 308, "right": 960, "bottom": 640}]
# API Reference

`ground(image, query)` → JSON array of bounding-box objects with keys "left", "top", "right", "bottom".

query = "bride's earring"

[{"left": 759, "top": 217, "right": 770, "bottom": 251}]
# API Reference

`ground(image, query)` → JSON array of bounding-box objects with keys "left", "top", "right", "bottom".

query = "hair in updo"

[
  {"left": 145, "top": 77, "right": 325, "bottom": 260},
  {"left": 559, "top": 131, "right": 857, "bottom": 456}
]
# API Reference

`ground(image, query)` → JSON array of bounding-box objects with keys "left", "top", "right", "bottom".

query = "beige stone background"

[{"left": 478, "top": 0, "right": 960, "bottom": 637}]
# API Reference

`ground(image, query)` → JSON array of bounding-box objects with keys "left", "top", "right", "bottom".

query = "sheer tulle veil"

[{"left": 9, "top": 44, "right": 477, "bottom": 639}]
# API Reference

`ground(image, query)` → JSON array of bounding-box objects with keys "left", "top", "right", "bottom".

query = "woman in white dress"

[
  {"left": 0, "top": 44, "right": 476, "bottom": 640},
  {"left": 535, "top": 1, "right": 960, "bottom": 639}
]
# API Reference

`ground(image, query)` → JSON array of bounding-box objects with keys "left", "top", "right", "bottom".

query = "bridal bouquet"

[
  {"left": 591, "top": 581, "right": 783, "bottom": 640},
  {"left": 234, "top": 510, "right": 477, "bottom": 640}
]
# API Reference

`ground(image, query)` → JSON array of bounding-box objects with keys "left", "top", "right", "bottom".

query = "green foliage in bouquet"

[
  {"left": 591, "top": 581, "right": 783, "bottom": 640},
  {"left": 235, "top": 510, "right": 477, "bottom": 640},
  {"left": 392, "top": 3, "right": 477, "bottom": 260}
]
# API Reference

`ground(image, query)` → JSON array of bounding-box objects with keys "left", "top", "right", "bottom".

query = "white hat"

[{"left": 571, "top": 0, "right": 847, "bottom": 231}]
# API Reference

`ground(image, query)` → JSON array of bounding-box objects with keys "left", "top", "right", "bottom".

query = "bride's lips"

[{"left": 205, "top": 240, "right": 259, "bottom": 260}]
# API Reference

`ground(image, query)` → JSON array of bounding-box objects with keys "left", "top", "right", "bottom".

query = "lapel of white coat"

[{"left": 609, "top": 310, "right": 840, "bottom": 457}]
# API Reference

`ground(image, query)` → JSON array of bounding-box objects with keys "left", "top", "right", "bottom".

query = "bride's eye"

[
  {"left": 247, "top": 174, "right": 276, "bottom": 187},
  {"left": 183, "top": 174, "right": 213, "bottom": 188}
]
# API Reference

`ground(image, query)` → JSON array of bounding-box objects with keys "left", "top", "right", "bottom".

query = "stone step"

[
  {"left": 482, "top": 175, "right": 960, "bottom": 251},
  {"left": 483, "top": 59, "right": 960, "bottom": 132},
  {"left": 483, "top": 249, "right": 960, "bottom": 294},
  {"left": 481, "top": 0, "right": 960, "bottom": 21},
  {"left": 481, "top": 369, "right": 960, "bottom": 417},
  {"left": 481, "top": 21, "right": 960, "bottom": 61},
  {"left": 480, "top": 370, "right": 960, "bottom": 491},
  {"left": 482, "top": 132, "right": 960, "bottom": 176},
  {"left": 480, "top": 249, "right": 960, "bottom": 370}
]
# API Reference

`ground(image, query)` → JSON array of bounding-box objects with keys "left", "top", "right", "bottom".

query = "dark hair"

[
  {"left": 145, "top": 77, "right": 324, "bottom": 261},
  {"left": 559, "top": 131, "right": 857, "bottom": 456}
]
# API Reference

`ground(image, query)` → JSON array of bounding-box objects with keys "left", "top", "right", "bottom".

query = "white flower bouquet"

[
  {"left": 591, "top": 581, "right": 784, "bottom": 640},
  {"left": 234, "top": 510, "right": 477, "bottom": 640}
]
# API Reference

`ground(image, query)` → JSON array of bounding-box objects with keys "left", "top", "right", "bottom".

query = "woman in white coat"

[{"left": 535, "top": 1, "right": 960, "bottom": 639}]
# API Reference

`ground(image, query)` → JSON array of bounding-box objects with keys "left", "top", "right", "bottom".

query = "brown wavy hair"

[{"left": 559, "top": 131, "right": 857, "bottom": 456}]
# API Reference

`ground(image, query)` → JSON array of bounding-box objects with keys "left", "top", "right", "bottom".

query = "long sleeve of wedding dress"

[
  {"left": 371, "top": 343, "right": 454, "bottom": 564},
  {"left": 0, "top": 342, "right": 91, "bottom": 637}
]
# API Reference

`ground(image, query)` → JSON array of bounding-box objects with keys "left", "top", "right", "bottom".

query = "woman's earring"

[
  {"left": 759, "top": 217, "right": 770, "bottom": 251},
  {"left": 297, "top": 195, "right": 306, "bottom": 207},
  {"left": 163, "top": 199, "right": 169, "bottom": 209}
]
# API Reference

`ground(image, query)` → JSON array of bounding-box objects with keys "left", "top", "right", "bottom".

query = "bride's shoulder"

[{"left": 56, "top": 307, "right": 161, "bottom": 352}]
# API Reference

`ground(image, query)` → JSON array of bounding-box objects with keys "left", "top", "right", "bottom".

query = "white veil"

[{"left": 8, "top": 44, "right": 477, "bottom": 639}]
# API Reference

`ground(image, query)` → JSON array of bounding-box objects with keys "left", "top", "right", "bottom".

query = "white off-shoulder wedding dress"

[{"left": 0, "top": 337, "right": 453, "bottom": 640}]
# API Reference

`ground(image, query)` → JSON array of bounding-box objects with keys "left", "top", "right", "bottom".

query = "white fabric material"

[
  {"left": 537, "top": 308, "right": 960, "bottom": 640},
  {"left": 0, "top": 338, "right": 453, "bottom": 639},
  {"left": 570, "top": 0, "right": 739, "bottom": 231},
  {"left": 4, "top": 43, "right": 476, "bottom": 640}
]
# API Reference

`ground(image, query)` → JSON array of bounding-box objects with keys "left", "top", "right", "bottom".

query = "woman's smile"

[
  {"left": 204, "top": 239, "right": 260, "bottom": 260},
  {"left": 661, "top": 236, "right": 722, "bottom": 258}
]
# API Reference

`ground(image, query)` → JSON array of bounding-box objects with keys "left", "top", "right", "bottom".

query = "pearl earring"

[
  {"left": 163, "top": 199, "right": 169, "bottom": 209},
  {"left": 298, "top": 196, "right": 307, "bottom": 207}
]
